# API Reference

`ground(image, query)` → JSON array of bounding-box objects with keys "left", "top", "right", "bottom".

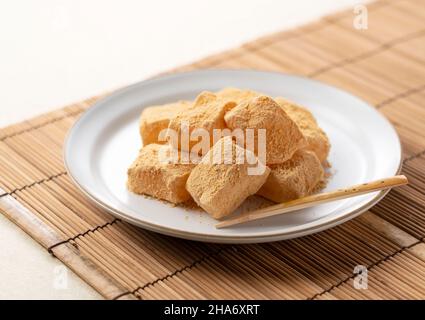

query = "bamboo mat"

[{"left": 1, "top": 0, "right": 425, "bottom": 300}]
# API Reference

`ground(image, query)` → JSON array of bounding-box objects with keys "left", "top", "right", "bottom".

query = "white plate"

[{"left": 64, "top": 70, "right": 401, "bottom": 243}]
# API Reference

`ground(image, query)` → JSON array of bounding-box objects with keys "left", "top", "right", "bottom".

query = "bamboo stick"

[{"left": 216, "top": 175, "right": 408, "bottom": 229}]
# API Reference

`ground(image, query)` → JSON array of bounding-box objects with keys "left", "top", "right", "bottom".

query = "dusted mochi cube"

[
  {"left": 275, "top": 97, "right": 330, "bottom": 163},
  {"left": 186, "top": 136, "right": 270, "bottom": 219},
  {"left": 224, "top": 96, "right": 306, "bottom": 164},
  {"left": 216, "top": 87, "right": 262, "bottom": 104},
  {"left": 166, "top": 91, "right": 236, "bottom": 154},
  {"left": 139, "top": 101, "right": 191, "bottom": 145},
  {"left": 257, "top": 150, "right": 324, "bottom": 203},
  {"left": 127, "top": 144, "right": 195, "bottom": 204}
]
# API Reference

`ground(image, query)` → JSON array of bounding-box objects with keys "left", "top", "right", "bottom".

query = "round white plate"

[{"left": 64, "top": 70, "right": 401, "bottom": 243}]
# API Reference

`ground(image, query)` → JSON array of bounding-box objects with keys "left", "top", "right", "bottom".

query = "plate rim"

[{"left": 63, "top": 69, "right": 403, "bottom": 243}]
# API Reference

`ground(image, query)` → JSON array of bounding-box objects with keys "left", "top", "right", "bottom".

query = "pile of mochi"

[{"left": 127, "top": 88, "right": 330, "bottom": 219}]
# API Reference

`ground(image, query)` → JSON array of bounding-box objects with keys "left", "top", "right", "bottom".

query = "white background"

[{"left": 0, "top": 0, "right": 364, "bottom": 299}]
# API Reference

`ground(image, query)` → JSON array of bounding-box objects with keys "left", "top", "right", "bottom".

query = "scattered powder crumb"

[{"left": 322, "top": 160, "right": 332, "bottom": 170}]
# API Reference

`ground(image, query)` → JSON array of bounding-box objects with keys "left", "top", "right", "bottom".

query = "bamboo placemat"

[{"left": 1, "top": 0, "right": 425, "bottom": 300}]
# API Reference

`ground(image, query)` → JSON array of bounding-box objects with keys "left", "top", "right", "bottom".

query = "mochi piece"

[
  {"left": 166, "top": 91, "right": 236, "bottom": 154},
  {"left": 139, "top": 101, "right": 191, "bottom": 145},
  {"left": 224, "top": 96, "right": 306, "bottom": 164},
  {"left": 257, "top": 150, "right": 324, "bottom": 203},
  {"left": 127, "top": 144, "right": 195, "bottom": 203},
  {"left": 275, "top": 97, "right": 330, "bottom": 163},
  {"left": 186, "top": 136, "right": 270, "bottom": 219}
]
